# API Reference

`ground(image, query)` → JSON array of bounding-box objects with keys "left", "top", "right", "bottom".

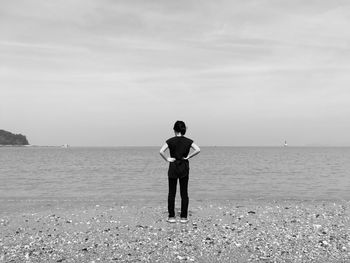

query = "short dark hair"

[{"left": 173, "top": 120, "right": 187, "bottom": 135}]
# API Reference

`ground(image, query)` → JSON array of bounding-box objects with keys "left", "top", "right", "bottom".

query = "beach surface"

[{"left": 1, "top": 199, "right": 350, "bottom": 262}]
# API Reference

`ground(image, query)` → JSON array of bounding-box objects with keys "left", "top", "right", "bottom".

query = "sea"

[{"left": 1, "top": 147, "right": 350, "bottom": 202}]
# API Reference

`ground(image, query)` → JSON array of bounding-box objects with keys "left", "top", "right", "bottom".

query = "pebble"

[{"left": 1, "top": 201, "right": 350, "bottom": 262}]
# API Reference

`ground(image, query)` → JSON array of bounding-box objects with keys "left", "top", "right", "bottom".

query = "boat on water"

[
  {"left": 284, "top": 140, "right": 288, "bottom": 147},
  {"left": 62, "top": 144, "right": 69, "bottom": 148}
]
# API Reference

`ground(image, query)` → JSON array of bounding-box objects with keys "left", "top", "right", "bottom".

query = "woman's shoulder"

[
  {"left": 183, "top": 136, "right": 194, "bottom": 143},
  {"left": 166, "top": 136, "right": 177, "bottom": 143},
  {"left": 167, "top": 136, "right": 193, "bottom": 143}
]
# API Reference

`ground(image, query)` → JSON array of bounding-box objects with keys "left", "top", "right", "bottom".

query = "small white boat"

[
  {"left": 284, "top": 140, "right": 288, "bottom": 147},
  {"left": 62, "top": 144, "right": 69, "bottom": 148}
]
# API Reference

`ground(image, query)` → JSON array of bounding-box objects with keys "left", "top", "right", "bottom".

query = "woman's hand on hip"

[{"left": 167, "top": 157, "right": 176, "bottom": 163}]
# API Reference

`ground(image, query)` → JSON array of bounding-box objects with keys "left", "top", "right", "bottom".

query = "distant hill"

[{"left": 0, "top": 130, "right": 29, "bottom": 145}]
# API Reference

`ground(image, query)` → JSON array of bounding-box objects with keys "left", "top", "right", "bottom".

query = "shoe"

[
  {"left": 180, "top": 218, "right": 188, "bottom": 224},
  {"left": 167, "top": 217, "right": 176, "bottom": 223}
]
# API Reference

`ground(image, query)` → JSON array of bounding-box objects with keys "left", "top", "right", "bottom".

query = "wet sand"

[{"left": 1, "top": 199, "right": 350, "bottom": 262}]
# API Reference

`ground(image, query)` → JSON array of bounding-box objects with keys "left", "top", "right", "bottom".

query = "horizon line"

[{"left": 5, "top": 144, "right": 350, "bottom": 148}]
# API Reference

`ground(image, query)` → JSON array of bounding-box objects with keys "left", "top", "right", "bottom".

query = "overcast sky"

[{"left": 1, "top": 0, "right": 350, "bottom": 146}]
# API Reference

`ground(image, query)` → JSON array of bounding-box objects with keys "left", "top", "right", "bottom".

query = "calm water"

[{"left": 1, "top": 147, "right": 350, "bottom": 201}]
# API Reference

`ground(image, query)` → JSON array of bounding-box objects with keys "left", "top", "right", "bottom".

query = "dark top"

[{"left": 166, "top": 136, "right": 193, "bottom": 178}]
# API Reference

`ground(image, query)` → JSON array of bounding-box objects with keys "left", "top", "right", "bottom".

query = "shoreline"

[
  {"left": 1, "top": 198, "right": 349, "bottom": 217},
  {"left": 1, "top": 199, "right": 350, "bottom": 262}
]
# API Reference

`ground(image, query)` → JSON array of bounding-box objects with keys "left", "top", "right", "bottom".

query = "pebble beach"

[{"left": 1, "top": 199, "right": 350, "bottom": 262}]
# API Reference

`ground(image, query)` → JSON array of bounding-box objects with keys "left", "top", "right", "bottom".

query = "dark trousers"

[{"left": 168, "top": 176, "right": 189, "bottom": 218}]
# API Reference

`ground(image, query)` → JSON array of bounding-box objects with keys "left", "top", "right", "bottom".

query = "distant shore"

[
  {"left": 1, "top": 199, "right": 350, "bottom": 262},
  {"left": 0, "top": 145, "right": 67, "bottom": 147},
  {"left": 0, "top": 145, "right": 30, "bottom": 147}
]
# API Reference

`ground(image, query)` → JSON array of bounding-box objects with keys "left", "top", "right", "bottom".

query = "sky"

[{"left": 1, "top": 0, "right": 350, "bottom": 146}]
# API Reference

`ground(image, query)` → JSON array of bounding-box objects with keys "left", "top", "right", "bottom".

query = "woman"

[{"left": 159, "top": 120, "right": 200, "bottom": 223}]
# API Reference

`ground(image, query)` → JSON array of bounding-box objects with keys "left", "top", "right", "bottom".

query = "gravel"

[{"left": 1, "top": 199, "right": 350, "bottom": 262}]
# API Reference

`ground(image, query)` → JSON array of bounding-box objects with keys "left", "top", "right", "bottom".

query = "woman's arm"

[
  {"left": 184, "top": 143, "right": 200, "bottom": 160},
  {"left": 159, "top": 143, "right": 175, "bottom": 162}
]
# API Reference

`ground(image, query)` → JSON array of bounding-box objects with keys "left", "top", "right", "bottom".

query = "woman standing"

[{"left": 159, "top": 121, "right": 200, "bottom": 223}]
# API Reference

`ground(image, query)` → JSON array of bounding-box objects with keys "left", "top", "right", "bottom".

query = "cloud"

[
  {"left": 1, "top": 0, "right": 350, "bottom": 145},
  {"left": 0, "top": 40, "right": 88, "bottom": 53}
]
